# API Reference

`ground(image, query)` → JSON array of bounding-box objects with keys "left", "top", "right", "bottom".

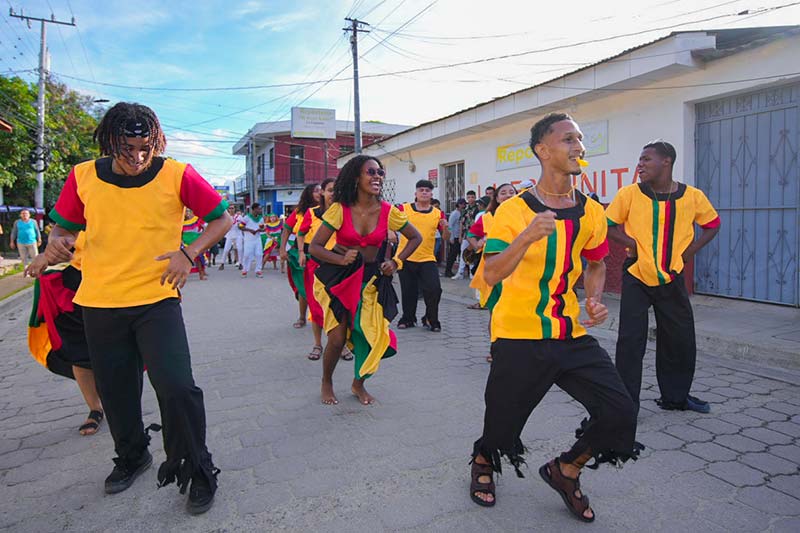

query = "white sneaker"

[{"left": 450, "top": 273, "right": 463, "bottom": 280}]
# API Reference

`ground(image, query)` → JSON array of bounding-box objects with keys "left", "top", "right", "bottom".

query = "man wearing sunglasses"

[{"left": 606, "top": 140, "right": 721, "bottom": 417}]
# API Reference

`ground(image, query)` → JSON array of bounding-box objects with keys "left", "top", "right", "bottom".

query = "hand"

[
  {"left": 681, "top": 248, "right": 695, "bottom": 263},
  {"left": 522, "top": 211, "right": 557, "bottom": 244},
  {"left": 581, "top": 296, "right": 608, "bottom": 327},
  {"left": 625, "top": 246, "right": 637, "bottom": 259},
  {"left": 44, "top": 234, "right": 76, "bottom": 264},
  {"left": 25, "top": 253, "right": 50, "bottom": 278},
  {"left": 37, "top": 240, "right": 42, "bottom": 247},
  {"left": 340, "top": 249, "right": 358, "bottom": 266},
  {"left": 156, "top": 249, "right": 193, "bottom": 290},
  {"left": 380, "top": 259, "right": 397, "bottom": 276},
  {"left": 298, "top": 250, "right": 307, "bottom": 267},
  {"left": 9, "top": 242, "right": 15, "bottom": 250},
  {"left": 279, "top": 249, "right": 288, "bottom": 261}
]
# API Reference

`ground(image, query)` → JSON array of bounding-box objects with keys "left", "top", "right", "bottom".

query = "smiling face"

[
  {"left": 495, "top": 184, "right": 516, "bottom": 204},
  {"left": 312, "top": 185, "right": 322, "bottom": 204},
  {"left": 113, "top": 136, "right": 153, "bottom": 176},
  {"left": 322, "top": 181, "right": 335, "bottom": 207},
  {"left": 358, "top": 159, "right": 385, "bottom": 196},
  {"left": 535, "top": 120, "right": 586, "bottom": 176}
]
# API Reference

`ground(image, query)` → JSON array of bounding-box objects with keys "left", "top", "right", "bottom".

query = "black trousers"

[
  {"left": 473, "top": 336, "right": 637, "bottom": 476},
  {"left": 445, "top": 238, "right": 460, "bottom": 275},
  {"left": 82, "top": 298, "right": 216, "bottom": 492},
  {"left": 614, "top": 263, "right": 697, "bottom": 416},
  {"left": 398, "top": 260, "right": 442, "bottom": 326}
]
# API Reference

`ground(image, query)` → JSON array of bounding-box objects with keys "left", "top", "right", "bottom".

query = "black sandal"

[
  {"left": 539, "top": 459, "right": 594, "bottom": 522},
  {"left": 470, "top": 460, "right": 496, "bottom": 507},
  {"left": 79, "top": 410, "right": 104, "bottom": 436}
]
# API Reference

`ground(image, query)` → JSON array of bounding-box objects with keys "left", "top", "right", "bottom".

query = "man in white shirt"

[
  {"left": 240, "top": 203, "right": 265, "bottom": 278},
  {"left": 219, "top": 205, "right": 240, "bottom": 270}
]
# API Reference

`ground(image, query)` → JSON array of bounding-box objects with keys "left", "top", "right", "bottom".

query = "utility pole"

[
  {"left": 344, "top": 18, "right": 369, "bottom": 154},
  {"left": 9, "top": 8, "right": 75, "bottom": 213}
]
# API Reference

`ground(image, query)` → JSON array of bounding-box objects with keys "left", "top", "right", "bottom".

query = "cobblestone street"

[{"left": 1, "top": 267, "right": 798, "bottom": 532}]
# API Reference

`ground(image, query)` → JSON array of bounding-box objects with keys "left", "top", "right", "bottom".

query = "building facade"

[
  {"left": 232, "top": 120, "right": 408, "bottom": 215},
  {"left": 347, "top": 27, "right": 800, "bottom": 305}
]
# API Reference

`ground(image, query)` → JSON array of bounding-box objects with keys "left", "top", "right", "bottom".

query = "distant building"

[
  {"left": 232, "top": 119, "right": 409, "bottom": 214},
  {"left": 344, "top": 26, "right": 800, "bottom": 305}
]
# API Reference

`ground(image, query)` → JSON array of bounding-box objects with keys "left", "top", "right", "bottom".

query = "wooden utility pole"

[{"left": 344, "top": 18, "right": 369, "bottom": 154}]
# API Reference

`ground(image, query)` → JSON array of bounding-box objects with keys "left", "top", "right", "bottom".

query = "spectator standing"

[{"left": 10, "top": 209, "right": 42, "bottom": 272}]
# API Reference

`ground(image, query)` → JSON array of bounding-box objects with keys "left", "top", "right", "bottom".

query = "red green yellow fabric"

[
  {"left": 605, "top": 183, "right": 720, "bottom": 287},
  {"left": 485, "top": 191, "right": 609, "bottom": 341}
]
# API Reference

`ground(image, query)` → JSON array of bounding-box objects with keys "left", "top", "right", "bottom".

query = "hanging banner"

[{"left": 291, "top": 107, "right": 336, "bottom": 139}]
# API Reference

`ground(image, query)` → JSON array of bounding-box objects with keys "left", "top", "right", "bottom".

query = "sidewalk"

[
  {"left": 0, "top": 258, "right": 33, "bottom": 307},
  {"left": 440, "top": 275, "right": 800, "bottom": 371}
]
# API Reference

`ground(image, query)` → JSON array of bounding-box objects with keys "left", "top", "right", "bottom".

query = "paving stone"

[
  {"left": 772, "top": 517, "right": 800, "bottom": 533},
  {"left": 690, "top": 418, "right": 741, "bottom": 435},
  {"left": 637, "top": 431, "right": 686, "bottom": 451},
  {"left": 684, "top": 442, "right": 739, "bottom": 462},
  {"left": 736, "top": 486, "right": 800, "bottom": 516},
  {"left": 0, "top": 447, "right": 41, "bottom": 469},
  {"left": 769, "top": 444, "right": 800, "bottom": 464},
  {"left": 664, "top": 424, "right": 714, "bottom": 443},
  {"left": 766, "top": 421, "right": 800, "bottom": 438},
  {"left": 705, "top": 461, "right": 766, "bottom": 486},
  {"left": 718, "top": 413, "right": 764, "bottom": 428},
  {"left": 741, "top": 427, "right": 794, "bottom": 446},
  {"left": 767, "top": 474, "right": 800, "bottom": 500},
  {"left": 714, "top": 434, "right": 768, "bottom": 453},
  {"left": 743, "top": 407, "right": 788, "bottom": 422},
  {"left": 739, "top": 453, "right": 799, "bottom": 476}
]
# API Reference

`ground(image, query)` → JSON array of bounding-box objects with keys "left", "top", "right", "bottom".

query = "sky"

[{"left": 1, "top": 0, "right": 799, "bottom": 185}]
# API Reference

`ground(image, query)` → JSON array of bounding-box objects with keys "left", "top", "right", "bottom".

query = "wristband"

[
  {"left": 180, "top": 247, "right": 195, "bottom": 266},
  {"left": 392, "top": 256, "right": 403, "bottom": 270}
]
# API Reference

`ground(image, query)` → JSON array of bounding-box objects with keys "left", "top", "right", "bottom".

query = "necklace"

[
  {"left": 647, "top": 181, "right": 677, "bottom": 203},
  {"left": 533, "top": 184, "right": 576, "bottom": 206}
]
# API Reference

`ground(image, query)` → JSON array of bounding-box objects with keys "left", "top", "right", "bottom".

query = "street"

[{"left": 1, "top": 266, "right": 799, "bottom": 532}]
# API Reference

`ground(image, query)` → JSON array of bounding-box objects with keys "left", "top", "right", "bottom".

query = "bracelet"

[
  {"left": 180, "top": 247, "right": 195, "bottom": 266},
  {"left": 392, "top": 256, "right": 403, "bottom": 270}
]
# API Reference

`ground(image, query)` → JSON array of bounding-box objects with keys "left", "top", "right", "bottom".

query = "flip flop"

[
  {"left": 308, "top": 345, "right": 323, "bottom": 360},
  {"left": 293, "top": 319, "right": 306, "bottom": 329}
]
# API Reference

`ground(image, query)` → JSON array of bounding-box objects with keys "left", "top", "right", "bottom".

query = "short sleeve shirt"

[
  {"left": 486, "top": 191, "right": 609, "bottom": 341},
  {"left": 606, "top": 183, "right": 720, "bottom": 286},
  {"left": 396, "top": 203, "right": 445, "bottom": 262}
]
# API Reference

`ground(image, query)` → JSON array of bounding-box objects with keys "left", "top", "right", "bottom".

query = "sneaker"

[
  {"left": 104, "top": 450, "right": 153, "bottom": 494},
  {"left": 218, "top": 264, "right": 224, "bottom": 271},
  {"left": 241, "top": 271, "right": 247, "bottom": 277},
  {"left": 450, "top": 273, "right": 463, "bottom": 280},
  {"left": 685, "top": 395, "right": 711, "bottom": 414},
  {"left": 187, "top": 472, "right": 216, "bottom": 515},
  {"left": 255, "top": 271, "right": 263, "bottom": 278}
]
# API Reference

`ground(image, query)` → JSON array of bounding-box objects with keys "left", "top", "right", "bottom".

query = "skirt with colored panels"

[
  {"left": 286, "top": 247, "right": 306, "bottom": 300},
  {"left": 27, "top": 265, "right": 91, "bottom": 379},
  {"left": 313, "top": 253, "right": 399, "bottom": 380},
  {"left": 304, "top": 257, "right": 324, "bottom": 326},
  {"left": 469, "top": 254, "right": 502, "bottom": 310}
]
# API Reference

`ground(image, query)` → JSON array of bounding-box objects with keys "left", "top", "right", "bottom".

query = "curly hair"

[
  {"left": 333, "top": 155, "right": 384, "bottom": 206},
  {"left": 319, "top": 177, "right": 336, "bottom": 211},
  {"left": 294, "top": 183, "right": 319, "bottom": 215},
  {"left": 93, "top": 103, "right": 167, "bottom": 164},
  {"left": 529, "top": 112, "right": 573, "bottom": 161},
  {"left": 486, "top": 183, "right": 516, "bottom": 215}
]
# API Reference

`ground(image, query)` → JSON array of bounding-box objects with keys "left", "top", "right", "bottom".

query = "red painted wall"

[{"left": 272, "top": 133, "right": 385, "bottom": 185}]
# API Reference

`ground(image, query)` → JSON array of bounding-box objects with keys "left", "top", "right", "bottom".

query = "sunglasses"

[{"left": 365, "top": 168, "right": 386, "bottom": 177}]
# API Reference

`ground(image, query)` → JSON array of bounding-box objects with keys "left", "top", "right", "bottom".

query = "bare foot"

[
  {"left": 321, "top": 381, "right": 338, "bottom": 405},
  {"left": 351, "top": 380, "right": 375, "bottom": 405}
]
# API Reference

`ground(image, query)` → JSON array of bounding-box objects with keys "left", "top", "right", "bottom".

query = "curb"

[{"left": 0, "top": 284, "right": 33, "bottom": 314}]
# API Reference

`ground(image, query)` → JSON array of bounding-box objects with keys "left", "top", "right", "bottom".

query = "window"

[
  {"left": 443, "top": 162, "right": 465, "bottom": 214},
  {"left": 269, "top": 147, "right": 274, "bottom": 169},
  {"left": 256, "top": 154, "right": 264, "bottom": 177},
  {"left": 290, "top": 146, "right": 305, "bottom": 184}
]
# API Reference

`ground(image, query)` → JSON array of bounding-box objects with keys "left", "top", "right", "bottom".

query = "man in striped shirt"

[{"left": 607, "top": 140, "right": 720, "bottom": 416}]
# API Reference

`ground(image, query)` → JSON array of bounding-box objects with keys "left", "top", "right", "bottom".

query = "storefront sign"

[
  {"left": 291, "top": 107, "right": 336, "bottom": 139},
  {"left": 496, "top": 120, "right": 609, "bottom": 172}
]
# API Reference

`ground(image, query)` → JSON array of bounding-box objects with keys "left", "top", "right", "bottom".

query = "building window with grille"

[
  {"left": 443, "top": 161, "right": 465, "bottom": 214},
  {"left": 290, "top": 145, "right": 304, "bottom": 184},
  {"left": 269, "top": 147, "right": 274, "bottom": 169}
]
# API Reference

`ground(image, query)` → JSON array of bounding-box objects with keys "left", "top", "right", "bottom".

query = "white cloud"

[{"left": 251, "top": 10, "right": 314, "bottom": 32}]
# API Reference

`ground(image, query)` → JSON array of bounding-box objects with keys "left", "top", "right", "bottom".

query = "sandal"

[
  {"left": 397, "top": 321, "right": 415, "bottom": 329},
  {"left": 341, "top": 347, "right": 354, "bottom": 361},
  {"left": 293, "top": 319, "right": 306, "bottom": 329},
  {"left": 79, "top": 410, "right": 104, "bottom": 436},
  {"left": 486, "top": 355, "right": 493, "bottom": 363},
  {"left": 539, "top": 459, "right": 595, "bottom": 522},
  {"left": 308, "top": 345, "right": 323, "bottom": 360},
  {"left": 469, "top": 460, "right": 496, "bottom": 507}
]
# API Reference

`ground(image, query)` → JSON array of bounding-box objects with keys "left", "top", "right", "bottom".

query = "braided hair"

[
  {"left": 333, "top": 155, "right": 383, "bottom": 206},
  {"left": 93, "top": 102, "right": 167, "bottom": 164}
]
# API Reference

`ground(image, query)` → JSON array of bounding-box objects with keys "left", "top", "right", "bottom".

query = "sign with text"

[
  {"left": 495, "top": 120, "right": 609, "bottom": 172},
  {"left": 291, "top": 107, "right": 336, "bottom": 139},
  {"left": 427, "top": 168, "right": 438, "bottom": 187}
]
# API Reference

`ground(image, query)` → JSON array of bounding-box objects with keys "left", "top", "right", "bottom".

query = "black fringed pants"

[
  {"left": 614, "top": 263, "right": 697, "bottom": 417},
  {"left": 83, "top": 298, "right": 216, "bottom": 492},
  {"left": 398, "top": 260, "right": 442, "bottom": 327},
  {"left": 473, "top": 336, "right": 638, "bottom": 476}
]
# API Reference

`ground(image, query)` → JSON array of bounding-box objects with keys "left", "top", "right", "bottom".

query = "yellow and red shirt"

[
  {"left": 50, "top": 157, "right": 227, "bottom": 308},
  {"left": 396, "top": 202, "right": 445, "bottom": 263},
  {"left": 486, "top": 191, "right": 609, "bottom": 341},
  {"left": 299, "top": 207, "right": 336, "bottom": 250},
  {"left": 606, "top": 183, "right": 720, "bottom": 287}
]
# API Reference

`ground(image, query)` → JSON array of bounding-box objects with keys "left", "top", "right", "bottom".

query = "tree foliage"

[{"left": 0, "top": 75, "right": 100, "bottom": 207}]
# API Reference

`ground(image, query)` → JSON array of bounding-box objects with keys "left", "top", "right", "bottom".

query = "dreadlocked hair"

[
  {"left": 93, "top": 102, "right": 167, "bottom": 162},
  {"left": 333, "top": 155, "right": 383, "bottom": 206},
  {"left": 294, "top": 183, "right": 319, "bottom": 216}
]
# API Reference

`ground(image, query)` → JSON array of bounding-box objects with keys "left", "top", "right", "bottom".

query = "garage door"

[{"left": 694, "top": 83, "right": 799, "bottom": 306}]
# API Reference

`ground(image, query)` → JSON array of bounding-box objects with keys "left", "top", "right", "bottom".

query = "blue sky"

[{"left": 2, "top": 0, "right": 798, "bottom": 184}]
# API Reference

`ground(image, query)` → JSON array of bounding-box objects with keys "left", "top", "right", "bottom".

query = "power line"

[{"left": 65, "top": 0, "right": 97, "bottom": 82}]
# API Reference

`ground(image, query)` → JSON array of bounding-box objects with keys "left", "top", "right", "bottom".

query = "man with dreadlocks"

[{"left": 44, "top": 102, "right": 232, "bottom": 515}]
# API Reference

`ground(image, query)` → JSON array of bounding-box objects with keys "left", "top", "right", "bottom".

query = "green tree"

[{"left": 0, "top": 75, "right": 100, "bottom": 208}]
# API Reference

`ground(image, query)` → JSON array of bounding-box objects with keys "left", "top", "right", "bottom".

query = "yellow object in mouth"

[{"left": 577, "top": 158, "right": 589, "bottom": 167}]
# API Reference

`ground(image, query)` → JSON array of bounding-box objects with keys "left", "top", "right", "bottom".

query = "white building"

[{"left": 348, "top": 26, "right": 800, "bottom": 306}]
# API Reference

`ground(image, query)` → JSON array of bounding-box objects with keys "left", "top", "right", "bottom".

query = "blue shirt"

[{"left": 15, "top": 219, "right": 39, "bottom": 245}]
